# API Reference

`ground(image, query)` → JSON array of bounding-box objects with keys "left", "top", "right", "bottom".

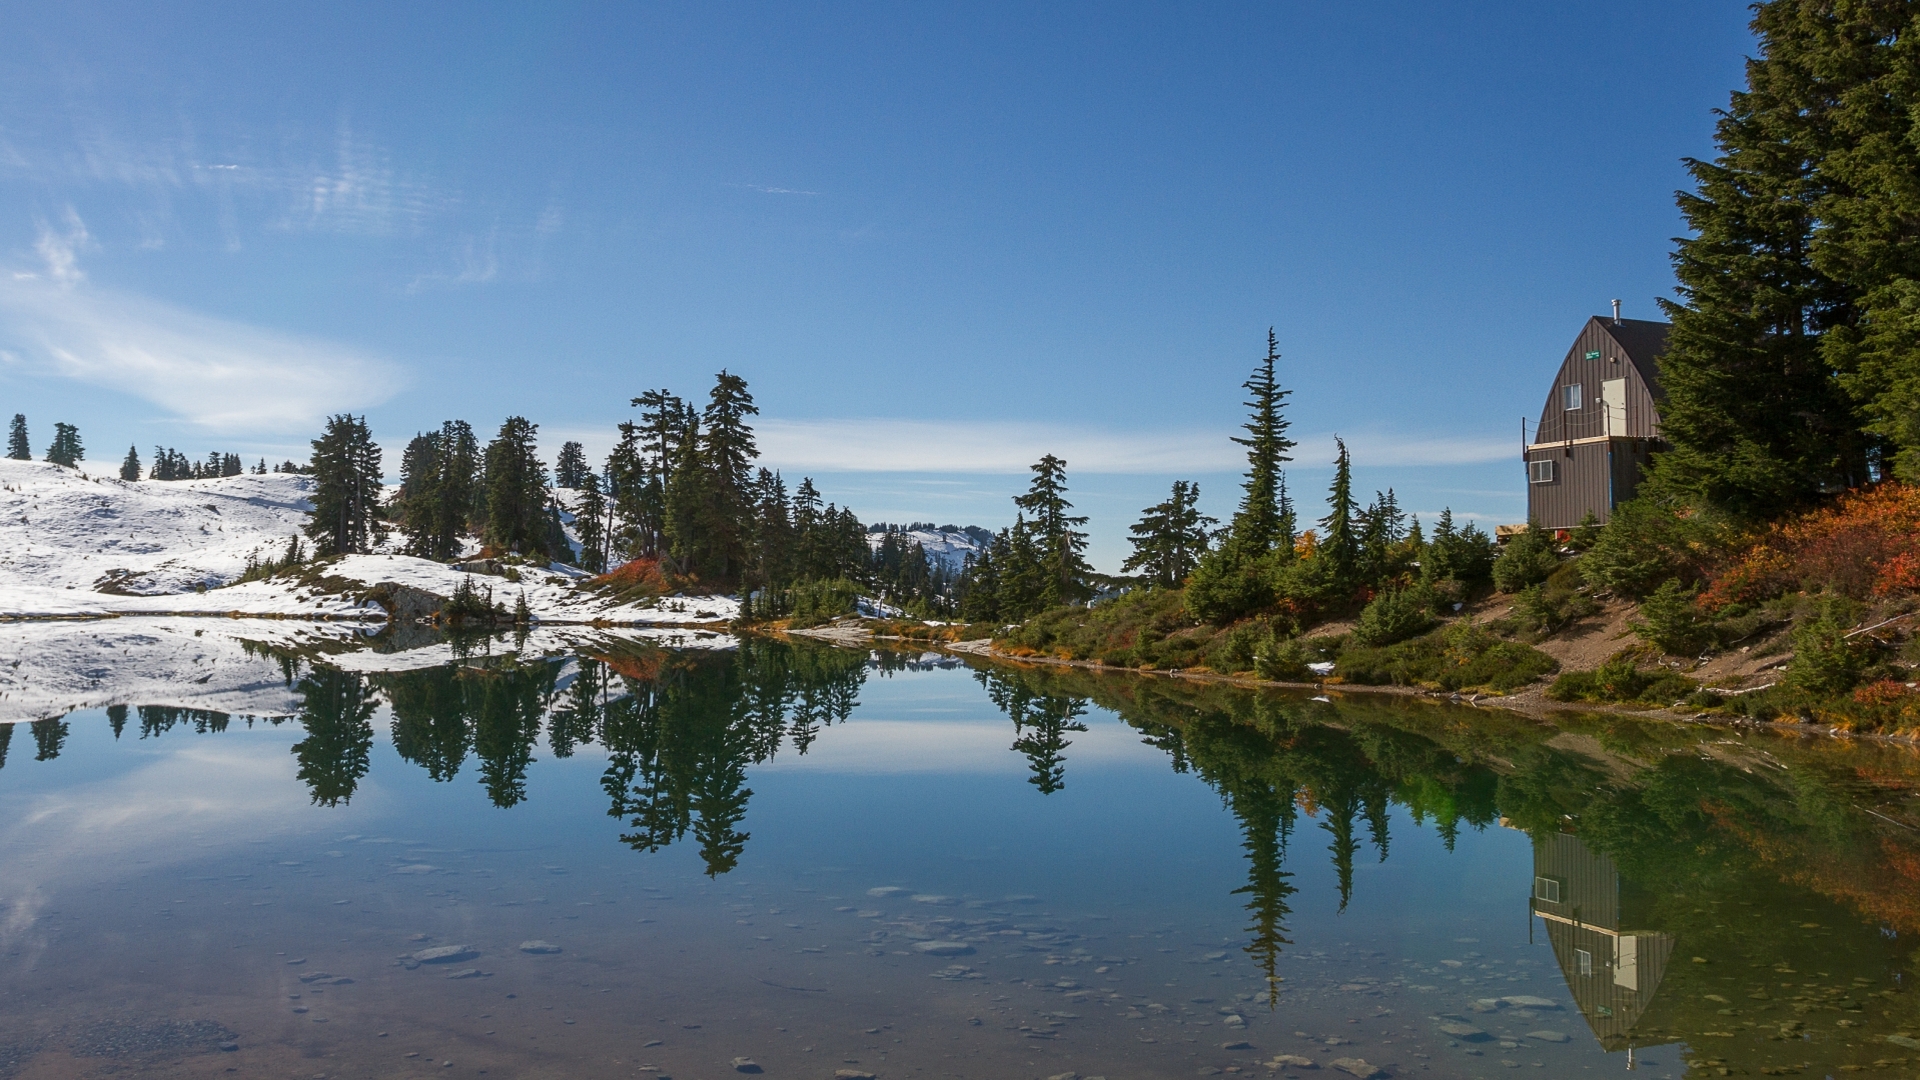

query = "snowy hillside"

[
  {"left": 865, "top": 527, "right": 986, "bottom": 573},
  {"left": 0, "top": 460, "right": 736, "bottom": 625},
  {"left": 0, "top": 458, "right": 314, "bottom": 594}
]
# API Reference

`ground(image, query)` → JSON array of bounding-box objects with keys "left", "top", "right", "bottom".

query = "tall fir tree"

[
  {"left": 1011, "top": 454, "right": 1092, "bottom": 608},
  {"left": 1651, "top": 0, "right": 1878, "bottom": 516},
  {"left": 574, "top": 472, "right": 609, "bottom": 573},
  {"left": 304, "top": 414, "right": 384, "bottom": 556},
  {"left": 555, "top": 440, "right": 591, "bottom": 489},
  {"left": 700, "top": 370, "right": 761, "bottom": 583},
  {"left": 119, "top": 445, "right": 142, "bottom": 482},
  {"left": 1122, "top": 480, "right": 1217, "bottom": 588},
  {"left": 6, "top": 414, "right": 27, "bottom": 460},
  {"left": 44, "top": 423, "right": 82, "bottom": 467},
  {"left": 483, "top": 416, "right": 552, "bottom": 557},
  {"left": 1186, "top": 330, "right": 1297, "bottom": 622},
  {"left": 1319, "top": 438, "right": 1360, "bottom": 588},
  {"left": 434, "top": 420, "right": 481, "bottom": 559},
  {"left": 397, "top": 431, "right": 445, "bottom": 557}
]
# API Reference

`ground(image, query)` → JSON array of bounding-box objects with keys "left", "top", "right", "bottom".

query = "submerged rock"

[
  {"left": 1525, "top": 1030, "right": 1569, "bottom": 1043},
  {"left": 1329, "top": 1059, "right": 1387, "bottom": 1080},
  {"left": 730, "top": 1057, "right": 761, "bottom": 1073},
  {"left": 912, "top": 941, "right": 974, "bottom": 956},
  {"left": 1500, "top": 995, "right": 1560, "bottom": 1010},
  {"left": 519, "top": 941, "right": 562, "bottom": 954},
  {"left": 1436, "top": 1022, "right": 1489, "bottom": 1041},
  {"left": 412, "top": 945, "right": 479, "bottom": 965},
  {"left": 1266, "top": 1055, "right": 1317, "bottom": 1069}
]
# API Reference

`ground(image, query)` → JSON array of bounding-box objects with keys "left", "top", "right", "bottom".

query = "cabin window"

[
  {"left": 1576, "top": 949, "right": 1593, "bottom": 977},
  {"left": 1563, "top": 383, "right": 1583, "bottom": 410},
  {"left": 1533, "top": 876, "right": 1561, "bottom": 904},
  {"left": 1527, "top": 459, "right": 1555, "bottom": 484}
]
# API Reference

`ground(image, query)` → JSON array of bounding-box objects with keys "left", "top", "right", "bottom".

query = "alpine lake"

[{"left": 4, "top": 629, "right": 1920, "bottom": 1080}]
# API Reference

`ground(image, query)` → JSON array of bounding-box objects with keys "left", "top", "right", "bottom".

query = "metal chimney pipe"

[{"left": 1612, "top": 299, "right": 1622, "bottom": 324}]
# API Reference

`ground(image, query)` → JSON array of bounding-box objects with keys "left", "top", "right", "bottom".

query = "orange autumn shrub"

[
  {"left": 1701, "top": 483, "right": 1920, "bottom": 608},
  {"left": 589, "top": 557, "right": 668, "bottom": 598}
]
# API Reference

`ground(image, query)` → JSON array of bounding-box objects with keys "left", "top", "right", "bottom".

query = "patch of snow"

[{"left": 865, "top": 528, "right": 984, "bottom": 574}]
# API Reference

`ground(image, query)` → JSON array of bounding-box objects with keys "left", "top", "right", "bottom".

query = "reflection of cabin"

[
  {"left": 1525, "top": 312, "right": 1669, "bottom": 530},
  {"left": 1529, "top": 831, "right": 1677, "bottom": 1051}
]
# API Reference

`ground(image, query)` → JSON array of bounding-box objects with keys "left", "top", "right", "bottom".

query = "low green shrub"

[
  {"left": 1785, "top": 595, "right": 1871, "bottom": 696},
  {"left": 1548, "top": 657, "right": 1696, "bottom": 706},
  {"left": 1492, "top": 523, "right": 1559, "bottom": 593},
  {"left": 1352, "top": 586, "right": 1435, "bottom": 647},
  {"left": 784, "top": 578, "right": 863, "bottom": 629},
  {"left": 1337, "top": 623, "right": 1558, "bottom": 693}
]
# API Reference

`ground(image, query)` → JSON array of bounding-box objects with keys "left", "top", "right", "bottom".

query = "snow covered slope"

[
  {"left": 0, "top": 460, "right": 739, "bottom": 624},
  {"left": 0, "top": 458, "right": 313, "bottom": 595},
  {"left": 865, "top": 528, "right": 985, "bottom": 573}
]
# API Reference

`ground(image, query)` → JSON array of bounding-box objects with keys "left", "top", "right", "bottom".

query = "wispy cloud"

[
  {"left": 0, "top": 213, "right": 405, "bottom": 430},
  {"left": 731, "top": 183, "right": 821, "bottom": 196},
  {"left": 753, "top": 419, "right": 1515, "bottom": 475}
]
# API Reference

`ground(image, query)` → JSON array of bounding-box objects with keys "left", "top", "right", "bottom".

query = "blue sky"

[{"left": 0, "top": 1, "right": 1752, "bottom": 569}]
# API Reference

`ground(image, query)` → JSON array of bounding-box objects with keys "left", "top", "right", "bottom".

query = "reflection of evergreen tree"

[
  {"left": 977, "top": 671, "right": 1089, "bottom": 795},
  {"left": 106, "top": 704, "right": 127, "bottom": 738},
  {"left": 1229, "top": 781, "right": 1298, "bottom": 1007},
  {"left": 469, "top": 661, "right": 558, "bottom": 808},
  {"left": 597, "top": 639, "right": 869, "bottom": 875},
  {"left": 385, "top": 665, "right": 473, "bottom": 781},
  {"left": 137, "top": 706, "right": 233, "bottom": 737},
  {"left": 0, "top": 722, "right": 11, "bottom": 771},
  {"left": 547, "top": 658, "right": 607, "bottom": 758},
  {"left": 291, "top": 668, "right": 377, "bottom": 806},
  {"left": 31, "top": 717, "right": 69, "bottom": 761}
]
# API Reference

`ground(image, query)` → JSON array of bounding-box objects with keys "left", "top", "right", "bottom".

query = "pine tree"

[
  {"left": 1012, "top": 454, "right": 1092, "bottom": 607},
  {"left": 751, "top": 467, "right": 792, "bottom": 589},
  {"left": 1186, "top": 330, "right": 1298, "bottom": 621},
  {"left": 222, "top": 452, "right": 242, "bottom": 477},
  {"left": 5, "top": 415, "right": 27, "bottom": 460},
  {"left": 255, "top": 458, "right": 267, "bottom": 474},
  {"left": 432, "top": 420, "right": 481, "bottom": 560},
  {"left": 119, "top": 445, "right": 142, "bottom": 482},
  {"left": 1122, "top": 480, "right": 1217, "bottom": 588},
  {"left": 555, "top": 440, "right": 590, "bottom": 489},
  {"left": 304, "top": 414, "right": 384, "bottom": 555},
  {"left": 1225, "top": 329, "right": 1296, "bottom": 552},
  {"left": 575, "top": 472, "right": 608, "bottom": 573},
  {"left": 397, "top": 432, "right": 444, "bottom": 557},
  {"left": 1319, "top": 438, "right": 1359, "bottom": 588},
  {"left": 1650, "top": 0, "right": 1874, "bottom": 516},
  {"left": 701, "top": 370, "right": 761, "bottom": 583},
  {"left": 483, "top": 417, "right": 551, "bottom": 557},
  {"left": 44, "top": 423, "right": 83, "bottom": 467}
]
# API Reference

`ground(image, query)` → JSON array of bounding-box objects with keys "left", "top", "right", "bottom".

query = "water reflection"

[{"left": 6, "top": 633, "right": 1920, "bottom": 1075}]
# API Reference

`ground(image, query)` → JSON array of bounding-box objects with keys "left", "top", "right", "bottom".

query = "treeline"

[
  {"left": 6, "top": 414, "right": 83, "bottom": 467},
  {"left": 957, "top": 332, "right": 1494, "bottom": 636},
  {"left": 6, "top": 412, "right": 302, "bottom": 482},
  {"left": 301, "top": 371, "right": 964, "bottom": 618}
]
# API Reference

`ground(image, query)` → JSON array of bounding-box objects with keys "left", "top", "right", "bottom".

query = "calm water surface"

[{"left": 3, "top": 633, "right": 1920, "bottom": 1080}]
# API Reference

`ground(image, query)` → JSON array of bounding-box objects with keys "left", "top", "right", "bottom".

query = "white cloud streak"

[
  {"left": 752, "top": 418, "right": 1515, "bottom": 475},
  {"left": 0, "top": 224, "right": 404, "bottom": 430}
]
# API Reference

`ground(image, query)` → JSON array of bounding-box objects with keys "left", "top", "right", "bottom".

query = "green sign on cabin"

[{"left": 1584, "top": 350, "right": 1601, "bottom": 360}]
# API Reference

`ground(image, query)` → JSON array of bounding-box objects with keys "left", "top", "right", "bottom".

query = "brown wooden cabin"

[{"left": 1525, "top": 315, "right": 1670, "bottom": 530}]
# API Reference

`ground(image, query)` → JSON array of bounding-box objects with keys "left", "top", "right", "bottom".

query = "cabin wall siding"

[
  {"left": 1527, "top": 442, "right": 1613, "bottom": 529},
  {"left": 1524, "top": 318, "right": 1669, "bottom": 530}
]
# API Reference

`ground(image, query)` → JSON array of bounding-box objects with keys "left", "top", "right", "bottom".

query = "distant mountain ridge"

[{"left": 864, "top": 522, "right": 990, "bottom": 573}]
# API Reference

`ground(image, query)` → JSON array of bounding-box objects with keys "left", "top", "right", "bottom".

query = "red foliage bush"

[
  {"left": 589, "top": 557, "right": 668, "bottom": 597},
  {"left": 1701, "top": 483, "right": 1920, "bottom": 608}
]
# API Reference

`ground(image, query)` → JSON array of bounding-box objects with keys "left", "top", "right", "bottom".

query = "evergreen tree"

[
  {"left": 1650, "top": 0, "right": 1876, "bottom": 515},
  {"left": 664, "top": 411, "right": 713, "bottom": 577},
  {"left": 397, "top": 431, "right": 444, "bottom": 556},
  {"left": 1012, "top": 454, "right": 1091, "bottom": 607},
  {"left": 1187, "top": 330, "right": 1298, "bottom": 622},
  {"left": 119, "top": 445, "right": 142, "bottom": 482},
  {"left": 255, "top": 458, "right": 267, "bottom": 474},
  {"left": 1225, "top": 329, "right": 1296, "bottom": 552},
  {"left": 304, "top": 414, "right": 384, "bottom": 556},
  {"left": 575, "top": 472, "right": 609, "bottom": 573},
  {"left": 555, "top": 440, "right": 591, "bottom": 489},
  {"left": 432, "top": 420, "right": 481, "bottom": 560},
  {"left": 44, "top": 422, "right": 82, "bottom": 467},
  {"left": 751, "top": 467, "right": 792, "bottom": 590},
  {"left": 1318, "top": 438, "right": 1359, "bottom": 588},
  {"left": 5, "top": 414, "right": 26, "bottom": 460},
  {"left": 483, "top": 416, "right": 552, "bottom": 557},
  {"left": 700, "top": 370, "right": 761, "bottom": 583},
  {"left": 1122, "top": 480, "right": 1217, "bottom": 588}
]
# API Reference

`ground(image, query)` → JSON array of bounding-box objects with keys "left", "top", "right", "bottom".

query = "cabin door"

[{"left": 1602, "top": 378, "right": 1628, "bottom": 437}]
